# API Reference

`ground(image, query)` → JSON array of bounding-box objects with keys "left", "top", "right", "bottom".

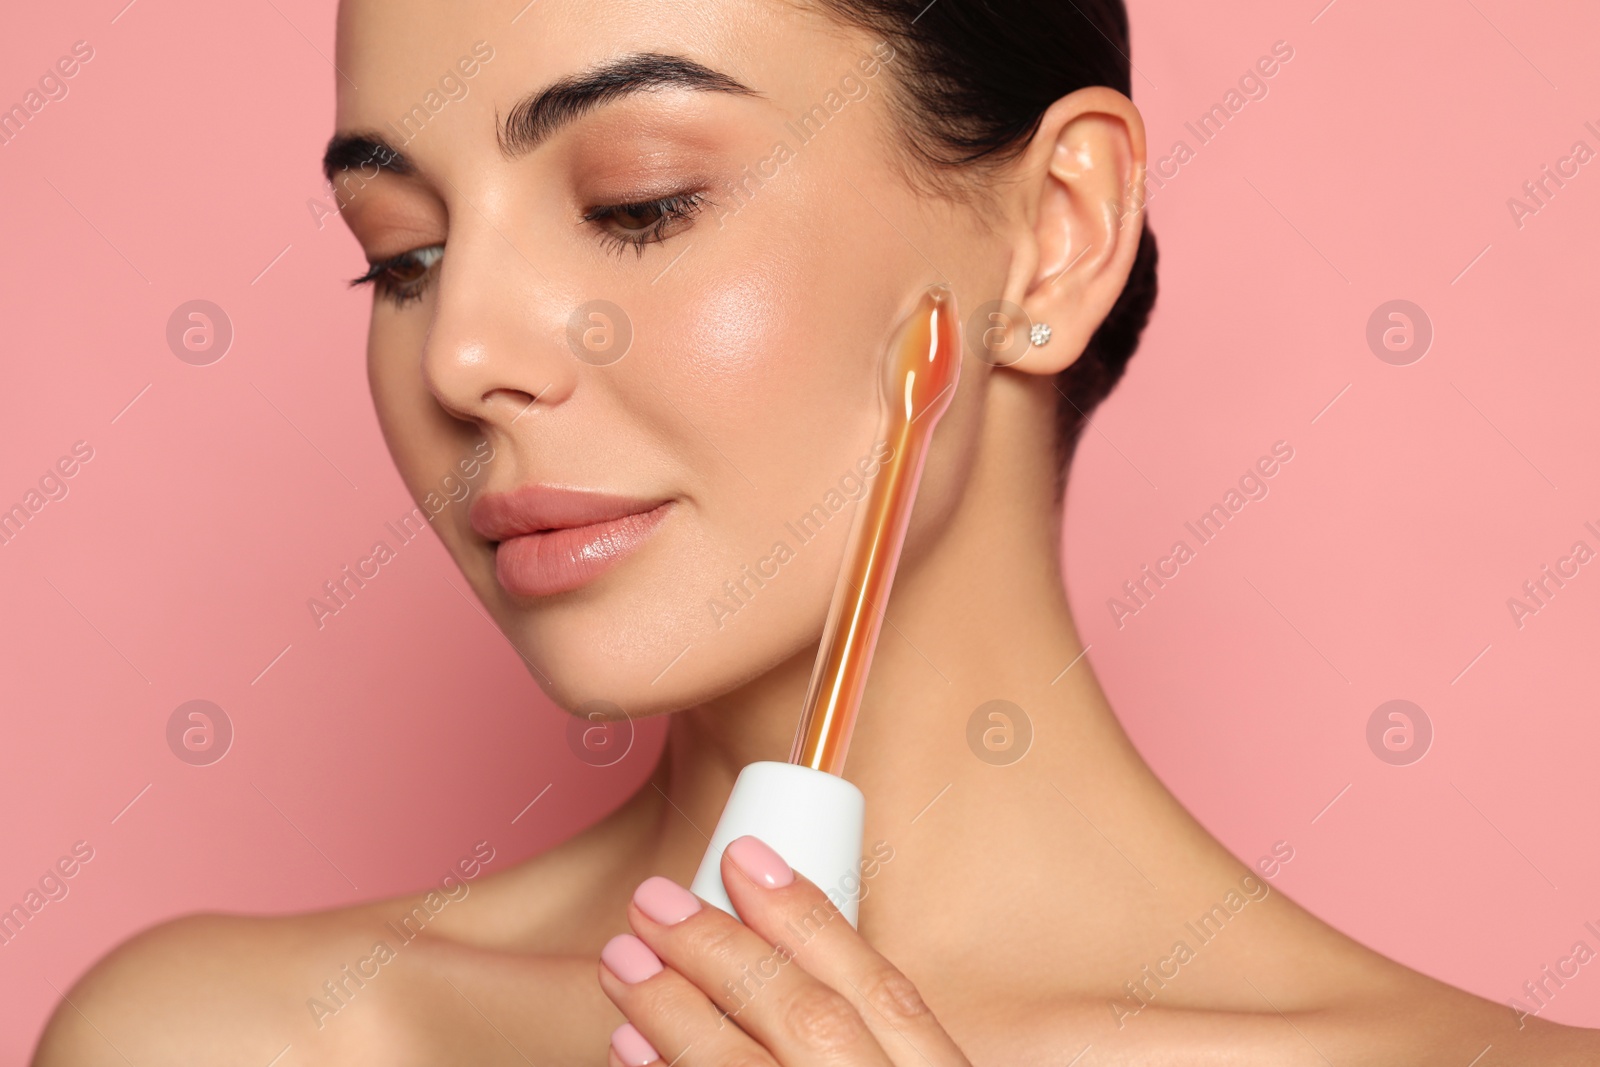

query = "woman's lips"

[{"left": 469, "top": 487, "right": 671, "bottom": 598}]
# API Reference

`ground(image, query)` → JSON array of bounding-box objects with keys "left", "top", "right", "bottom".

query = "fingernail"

[
  {"left": 727, "top": 835, "right": 794, "bottom": 889},
  {"left": 611, "top": 1022, "right": 660, "bottom": 1066},
  {"left": 632, "top": 875, "right": 702, "bottom": 925},
  {"left": 601, "top": 934, "right": 663, "bottom": 984}
]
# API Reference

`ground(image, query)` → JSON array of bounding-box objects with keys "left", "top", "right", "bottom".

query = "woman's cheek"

[
  {"left": 367, "top": 312, "right": 463, "bottom": 502},
  {"left": 672, "top": 265, "right": 804, "bottom": 407}
]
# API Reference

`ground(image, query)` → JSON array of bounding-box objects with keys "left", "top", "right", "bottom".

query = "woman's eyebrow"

[
  {"left": 320, "top": 52, "right": 759, "bottom": 183},
  {"left": 497, "top": 51, "right": 761, "bottom": 157}
]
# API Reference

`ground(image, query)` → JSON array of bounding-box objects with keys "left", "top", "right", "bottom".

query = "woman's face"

[{"left": 331, "top": 0, "right": 1005, "bottom": 714}]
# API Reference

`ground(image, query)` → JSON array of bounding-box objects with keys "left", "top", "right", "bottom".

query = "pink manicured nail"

[
  {"left": 601, "top": 934, "right": 663, "bottom": 984},
  {"left": 726, "top": 835, "right": 794, "bottom": 888},
  {"left": 633, "top": 875, "right": 702, "bottom": 925},
  {"left": 611, "top": 1022, "right": 660, "bottom": 1066}
]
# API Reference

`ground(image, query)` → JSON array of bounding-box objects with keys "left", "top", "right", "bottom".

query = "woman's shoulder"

[
  {"left": 29, "top": 808, "right": 659, "bottom": 1066},
  {"left": 950, "top": 977, "right": 1600, "bottom": 1066},
  {"left": 31, "top": 903, "right": 420, "bottom": 1066}
]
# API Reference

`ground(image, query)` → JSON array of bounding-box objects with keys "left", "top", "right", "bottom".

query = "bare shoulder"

[
  {"left": 31, "top": 904, "right": 418, "bottom": 1067},
  {"left": 31, "top": 794, "right": 664, "bottom": 1066},
  {"left": 964, "top": 978, "right": 1600, "bottom": 1066},
  {"left": 1238, "top": 909, "right": 1600, "bottom": 1065},
  {"left": 949, "top": 884, "right": 1600, "bottom": 1067},
  {"left": 1333, "top": 980, "right": 1600, "bottom": 1066},
  {"left": 1287, "top": 905, "right": 1600, "bottom": 1064},
  {"left": 30, "top": 889, "right": 619, "bottom": 1067},
  {"left": 1197, "top": 952, "right": 1600, "bottom": 1066}
]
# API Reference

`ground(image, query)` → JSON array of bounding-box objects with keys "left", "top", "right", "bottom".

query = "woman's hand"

[{"left": 596, "top": 835, "right": 973, "bottom": 1066}]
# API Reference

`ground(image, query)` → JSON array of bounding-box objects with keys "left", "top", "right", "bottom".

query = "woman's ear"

[{"left": 993, "top": 86, "right": 1147, "bottom": 376}]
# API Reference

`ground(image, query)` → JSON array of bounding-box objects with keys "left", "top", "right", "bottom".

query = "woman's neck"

[{"left": 640, "top": 376, "right": 1213, "bottom": 962}]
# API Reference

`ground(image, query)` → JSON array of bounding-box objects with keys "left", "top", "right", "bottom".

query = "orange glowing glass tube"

[{"left": 789, "top": 284, "right": 962, "bottom": 775}]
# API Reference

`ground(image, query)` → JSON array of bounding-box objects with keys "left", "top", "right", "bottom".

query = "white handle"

[{"left": 689, "top": 761, "right": 867, "bottom": 927}]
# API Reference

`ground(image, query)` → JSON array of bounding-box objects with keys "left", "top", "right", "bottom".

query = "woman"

[{"left": 35, "top": 0, "right": 1600, "bottom": 1063}]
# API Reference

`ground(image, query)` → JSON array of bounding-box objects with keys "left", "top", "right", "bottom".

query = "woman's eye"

[
  {"left": 349, "top": 245, "right": 444, "bottom": 307},
  {"left": 584, "top": 192, "right": 708, "bottom": 257},
  {"left": 347, "top": 194, "right": 707, "bottom": 300}
]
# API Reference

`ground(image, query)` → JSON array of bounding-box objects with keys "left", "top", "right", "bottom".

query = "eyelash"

[
  {"left": 349, "top": 245, "right": 444, "bottom": 307},
  {"left": 349, "top": 190, "right": 709, "bottom": 307},
  {"left": 582, "top": 191, "right": 709, "bottom": 258}
]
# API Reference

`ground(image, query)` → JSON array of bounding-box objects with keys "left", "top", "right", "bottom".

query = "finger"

[
  {"left": 609, "top": 1028, "right": 648, "bottom": 1067},
  {"left": 598, "top": 933, "right": 776, "bottom": 1067},
  {"left": 720, "top": 836, "right": 970, "bottom": 1067},
  {"left": 629, "top": 874, "right": 895, "bottom": 1067}
]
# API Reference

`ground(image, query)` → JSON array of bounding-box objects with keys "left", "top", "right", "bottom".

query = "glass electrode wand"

[
  {"left": 789, "top": 286, "right": 963, "bottom": 775},
  {"left": 689, "top": 284, "right": 962, "bottom": 926}
]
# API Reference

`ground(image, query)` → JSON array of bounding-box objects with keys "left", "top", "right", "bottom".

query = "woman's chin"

[
  {"left": 501, "top": 599, "right": 821, "bottom": 723},
  {"left": 498, "top": 609, "right": 723, "bottom": 716}
]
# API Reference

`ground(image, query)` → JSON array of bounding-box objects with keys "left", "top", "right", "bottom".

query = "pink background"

[{"left": 3, "top": 0, "right": 1598, "bottom": 1058}]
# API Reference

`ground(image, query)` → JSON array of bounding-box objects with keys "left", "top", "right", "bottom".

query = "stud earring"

[{"left": 1029, "top": 322, "right": 1053, "bottom": 347}]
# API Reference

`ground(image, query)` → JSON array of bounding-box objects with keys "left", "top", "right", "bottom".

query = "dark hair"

[{"left": 813, "top": 0, "right": 1159, "bottom": 472}]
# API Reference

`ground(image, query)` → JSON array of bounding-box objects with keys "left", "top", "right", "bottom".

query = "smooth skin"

[{"left": 34, "top": 0, "right": 1600, "bottom": 1064}]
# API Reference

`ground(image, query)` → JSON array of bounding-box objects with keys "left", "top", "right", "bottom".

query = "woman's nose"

[{"left": 419, "top": 223, "right": 578, "bottom": 427}]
